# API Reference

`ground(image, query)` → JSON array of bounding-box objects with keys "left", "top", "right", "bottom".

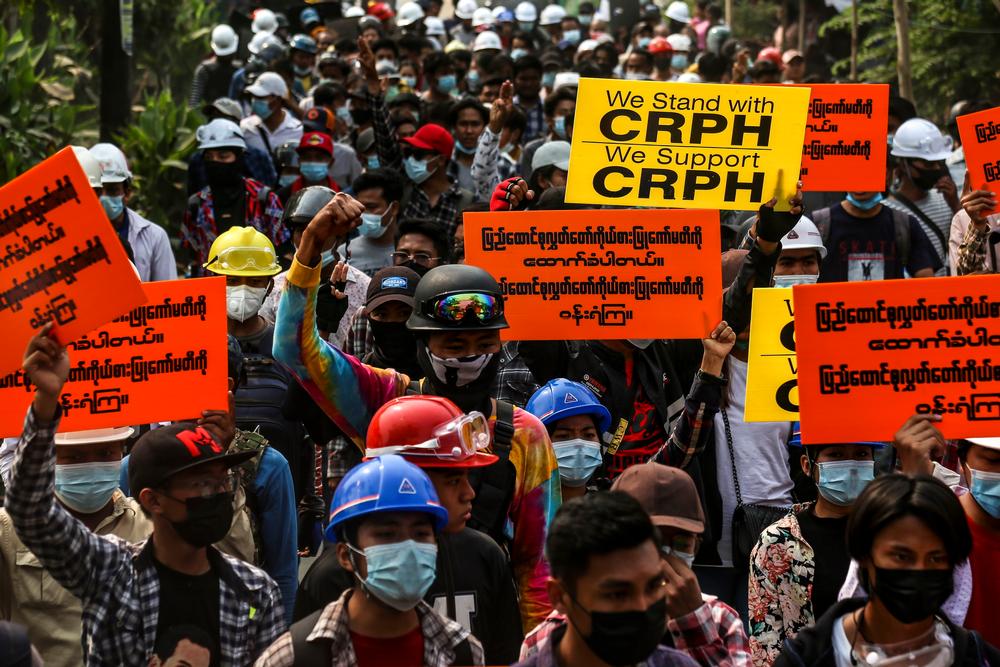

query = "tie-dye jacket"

[{"left": 273, "top": 257, "right": 561, "bottom": 632}]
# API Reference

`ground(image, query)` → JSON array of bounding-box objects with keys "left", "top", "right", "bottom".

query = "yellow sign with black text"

[
  {"left": 566, "top": 79, "right": 811, "bottom": 211},
  {"left": 744, "top": 287, "right": 798, "bottom": 422}
]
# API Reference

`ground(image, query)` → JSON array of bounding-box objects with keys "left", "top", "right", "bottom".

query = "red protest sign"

[
  {"left": 798, "top": 84, "right": 889, "bottom": 192},
  {"left": 794, "top": 275, "right": 1000, "bottom": 444},
  {"left": 464, "top": 209, "right": 722, "bottom": 340},
  {"left": 0, "top": 147, "right": 146, "bottom": 374},
  {"left": 0, "top": 278, "right": 228, "bottom": 436},
  {"left": 957, "top": 106, "right": 1000, "bottom": 216}
]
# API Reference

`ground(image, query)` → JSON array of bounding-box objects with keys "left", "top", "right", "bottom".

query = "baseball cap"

[
  {"left": 303, "top": 107, "right": 336, "bottom": 134},
  {"left": 402, "top": 123, "right": 454, "bottom": 158},
  {"left": 366, "top": 266, "right": 421, "bottom": 311},
  {"left": 611, "top": 462, "right": 705, "bottom": 533},
  {"left": 296, "top": 131, "right": 335, "bottom": 157},
  {"left": 245, "top": 71, "right": 289, "bottom": 98},
  {"left": 531, "top": 140, "right": 571, "bottom": 173},
  {"left": 782, "top": 49, "right": 804, "bottom": 64},
  {"left": 55, "top": 426, "right": 135, "bottom": 446},
  {"left": 201, "top": 97, "right": 243, "bottom": 123},
  {"left": 128, "top": 423, "right": 257, "bottom": 494}
]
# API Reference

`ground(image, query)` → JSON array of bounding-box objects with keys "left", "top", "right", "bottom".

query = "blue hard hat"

[
  {"left": 325, "top": 454, "right": 449, "bottom": 542},
  {"left": 300, "top": 7, "right": 321, "bottom": 26},
  {"left": 290, "top": 33, "right": 318, "bottom": 54},
  {"left": 526, "top": 378, "right": 612, "bottom": 435},
  {"left": 789, "top": 423, "right": 885, "bottom": 449}
]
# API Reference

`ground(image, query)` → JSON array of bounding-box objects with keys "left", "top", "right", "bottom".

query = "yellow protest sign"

[
  {"left": 744, "top": 287, "right": 798, "bottom": 422},
  {"left": 566, "top": 79, "right": 811, "bottom": 211}
]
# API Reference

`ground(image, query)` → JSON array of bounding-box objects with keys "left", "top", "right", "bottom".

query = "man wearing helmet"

[
  {"left": 257, "top": 455, "right": 484, "bottom": 665},
  {"left": 190, "top": 24, "right": 241, "bottom": 107},
  {"left": 295, "top": 396, "right": 524, "bottom": 663},
  {"left": 273, "top": 191, "right": 561, "bottom": 632}
]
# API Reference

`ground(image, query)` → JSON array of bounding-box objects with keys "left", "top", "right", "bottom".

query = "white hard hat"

[
  {"left": 553, "top": 71, "right": 580, "bottom": 91},
  {"left": 211, "top": 24, "right": 239, "bottom": 57},
  {"left": 197, "top": 118, "right": 247, "bottom": 151},
  {"left": 71, "top": 146, "right": 103, "bottom": 189},
  {"left": 492, "top": 5, "right": 507, "bottom": 19},
  {"left": 455, "top": 0, "right": 479, "bottom": 20},
  {"left": 539, "top": 4, "right": 567, "bottom": 25},
  {"left": 89, "top": 143, "right": 132, "bottom": 183},
  {"left": 424, "top": 16, "right": 446, "bottom": 36},
  {"left": 968, "top": 437, "right": 1000, "bottom": 451},
  {"left": 472, "top": 7, "right": 494, "bottom": 27},
  {"left": 245, "top": 71, "right": 289, "bottom": 98},
  {"left": 890, "top": 118, "right": 953, "bottom": 161},
  {"left": 251, "top": 8, "right": 278, "bottom": 34},
  {"left": 473, "top": 30, "right": 502, "bottom": 51},
  {"left": 665, "top": 1, "right": 691, "bottom": 23},
  {"left": 780, "top": 216, "right": 827, "bottom": 259},
  {"left": 55, "top": 426, "right": 134, "bottom": 446},
  {"left": 676, "top": 72, "right": 702, "bottom": 83},
  {"left": 248, "top": 31, "right": 283, "bottom": 55},
  {"left": 397, "top": 1, "right": 426, "bottom": 27},
  {"left": 515, "top": 1, "right": 538, "bottom": 22},
  {"left": 577, "top": 38, "right": 599, "bottom": 53},
  {"left": 344, "top": 5, "right": 366, "bottom": 18},
  {"left": 666, "top": 33, "right": 691, "bottom": 51}
]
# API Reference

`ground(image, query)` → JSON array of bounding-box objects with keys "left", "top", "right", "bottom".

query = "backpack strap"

[
  {"left": 493, "top": 399, "right": 515, "bottom": 452},
  {"left": 888, "top": 207, "right": 911, "bottom": 272},
  {"left": 257, "top": 184, "right": 271, "bottom": 207},
  {"left": 288, "top": 608, "right": 333, "bottom": 664},
  {"left": 451, "top": 637, "right": 474, "bottom": 666},
  {"left": 890, "top": 192, "right": 948, "bottom": 256},
  {"left": 812, "top": 206, "right": 832, "bottom": 246},
  {"left": 466, "top": 400, "right": 517, "bottom": 545}
]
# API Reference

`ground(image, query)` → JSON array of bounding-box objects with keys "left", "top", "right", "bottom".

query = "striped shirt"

[{"left": 884, "top": 189, "right": 954, "bottom": 275}]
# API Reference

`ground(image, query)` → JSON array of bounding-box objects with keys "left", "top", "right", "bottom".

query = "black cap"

[
  {"left": 366, "top": 266, "right": 420, "bottom": 311},
  {"left": 128, "top": 423, "right": 256, "bottom": 494}
]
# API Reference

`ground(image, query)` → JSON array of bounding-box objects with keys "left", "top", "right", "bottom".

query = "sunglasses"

[{"left": 422, "top": 291, "right": 503, "bottom": 325}]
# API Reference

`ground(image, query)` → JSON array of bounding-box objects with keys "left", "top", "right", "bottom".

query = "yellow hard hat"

[{"left": 203, "top": 226, "right": 282, "bottom": 277}]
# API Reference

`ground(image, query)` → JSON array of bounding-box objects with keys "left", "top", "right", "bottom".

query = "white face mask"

[
  {"left": 427, "top": 351, "right": 495, "bottom": 387},
  {"left": 772, "top": 273, "right": 819, "bottom": 288},
  {"left": 226, "top": 285, "right": 268, "bottom": 322}
]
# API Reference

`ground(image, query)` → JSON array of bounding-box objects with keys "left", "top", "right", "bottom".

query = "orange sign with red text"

[
  {"left": 957, "top": 105, "right": 1000, "bottom": 216},
  {"left": 464, "top": 209, "right": 722, "bottom": 340},
  {"left": 0, "top": 278, "right": 228, "bottom": 436},
  {"left": 0, "top": 147, "right": 147, "bottom": 374},
  {"left": 794, "top": 275, "right": 1000, "bottom": 444}
]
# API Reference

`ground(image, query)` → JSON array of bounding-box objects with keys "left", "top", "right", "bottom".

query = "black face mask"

[
  {"left": 906, "top": 161, "right": 947, "bottom": 192},
  {"left": 370, "top": 319, "right": 417, "bottom": 361},
  {"left": 570, "top": 595, "right": 668, "bottom": 665},
  {"left": 205, "top": 160, "right": 244, "bottom": 189},
  {"left": 316, "top": 280, "right": 349, "bottom": 333},
  {"left": 415, "top": 340, "right": 500, "bottom": 413},
  {"left": 865, "top": 566, "right": 953, "bottom": 624},
  {"left": 401, "top": 260, "right": 431, "bottom": 277},
  {"left": 169, "top": 491, "right": 236, "bottom": 548}
]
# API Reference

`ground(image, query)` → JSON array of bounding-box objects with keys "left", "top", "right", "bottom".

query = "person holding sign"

[{"left": 747, "top": 427, "right": 885, "bottom": 667}]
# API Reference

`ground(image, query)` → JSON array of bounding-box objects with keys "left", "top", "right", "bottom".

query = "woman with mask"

[
  {"left": 748, "top": 427, "right": 884, "bottom": 667},
  {"left": 526, "top": 379, "right": 611, "bottom": 500},
  {"left": 774, "top": 474, "right": 1000, "bottom": 667}
]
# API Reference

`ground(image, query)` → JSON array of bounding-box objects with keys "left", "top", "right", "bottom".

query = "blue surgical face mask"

[
  {"left": 351, "top": 539, "right": 438, "bottom": 611},
  {"left": 402, "top": 75, "right": 418, "bottom": 89},
  {"left": 846, "top": 192, "right": 884, "bottom": 211},
  {"left": 278, "top": 173, "right": 299, "bottom": 187},
  {"left": 336, "top": 105, "right": 353, "bottom": 125},
  {"left": 519, "top": 21, "right": 534, "bottom": 32},
  {"left": 562, "top": 29, "right": 581, "bottom": 45},
  {"left": 404, "top": 155, "right": 434, "bottom": 184},
  {"left": 454, "top": 139, "right": 478, "bottom": 155},
  {"left": 553, "top": 438, "right": 603, "bottom": 486},
  {"left": 319, "top": 248, "right": 338, "bottom": 267},
  {"left": 625, "top": 71, "right": 651, "bottom": 80},
  {"left": 376, "top": 58, "right": 397, "bottom": 71},
  {"left": 100, "top": 194, "right": 125, "bottom": 221},
  {"left": 300, "top": 161, "right": 329, "bottom": 182},
  {"left": 294, "top": 64, "right": 313, "bottom": 77},
  {"left": 553, "top": 115, "right": 568, "bottom": 139},
  {"left": 367, "top": 155, "right": 381, "bottom": 170},
  {"left": 542, "top": 71, "right": 557, "bottom": 88},
  {"left": 251, "top": 97, "right": 273, "bottom": 120},
  {"left": 467, "top": 69, "right": 480, "bottom": 87},
  {"left": 54, "top": 461, "right": 121, "bottom": 514},
  {"left": 579, "top": 14, "right": 593, "bottom": 26},
  {"left": 358, "top": 209, "right": 392, "bottom": 238},
  {"left": 969, "top": 468, "right": 1000, "bottom": 519},
  {"left": 638, "top": 37, "right": 652, "bottom": 48},
  {"left": 816, "top": 459, "right": 875, "bottom": 506},
  {"left": 772, "top": 273, "right": 819, "bottom": 288},
  {"left": 671, "top": 54, "right": 689, "bottom": 70},
  {"left": 511, "top": 48, "right": 528, "bottom": 61},
  {"left": 436, "top": 74, "right": 457, "bottom": 94}
]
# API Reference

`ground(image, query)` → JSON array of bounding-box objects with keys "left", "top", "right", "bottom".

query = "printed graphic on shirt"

[
  {"left": 847, "top": 253, "right": 884, "bottom": 281},
  {"left": 431, "top": 592, "right": 478, "bottom": 633}
]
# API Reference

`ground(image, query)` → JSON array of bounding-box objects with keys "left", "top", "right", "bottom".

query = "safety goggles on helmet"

[
  {"left": 422, "top": 291, "right": 503, "bottom": 325},
  {"left": 367, "top": 411, "right": 491, "bottom": 462},
  {"left": 204, "top": 245, "right": 279, "bottom": 274}
]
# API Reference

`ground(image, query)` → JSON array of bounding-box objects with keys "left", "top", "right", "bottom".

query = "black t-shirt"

[
  {"left": 795, "top": 507, "right": 850, "bottom": 619},
  {"left": 295, "top": 529, "right": 524, "bottom": 664},
  {"left": 153, "top": 558, "right": 221, "bottom": 667},
  {"left": 819, "top": 203, "right": 941, "bottom": 282}
]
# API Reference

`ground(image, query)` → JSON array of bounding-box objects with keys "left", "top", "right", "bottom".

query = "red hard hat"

[
  {"left": 756, "top": 46, "right": 783, "bottom": 68},
  {"left": 647, "top": 36, "right": 673, "bottom": 54},
  {"left": 367, "top": 2, "right": 395, "bottom": 20},
  {"left": 366, "top": 395, "right": 500, "bottom": 469}
]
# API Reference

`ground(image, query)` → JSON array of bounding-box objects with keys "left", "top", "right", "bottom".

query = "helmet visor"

[
  {"left": 425, "top": 292, "right": 503, "bottom": 326},
  {"left": 367, "top": 411, "right": 492, "bottom": 462}
]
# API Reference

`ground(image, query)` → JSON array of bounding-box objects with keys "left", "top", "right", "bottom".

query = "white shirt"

[{"left": 240, "top": 111, "right": 303, "bottom": 155}]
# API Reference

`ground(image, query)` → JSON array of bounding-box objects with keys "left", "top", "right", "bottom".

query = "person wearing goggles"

[
  {"left": 274, "top": 190, "right": 561, "bottom": 633},
  {"left": 296, "top": 396, "right": 525, "bottom": 663}
]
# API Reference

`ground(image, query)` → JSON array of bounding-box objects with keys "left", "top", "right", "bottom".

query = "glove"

[
  {"left": 490, "top": 176, "right": 530, "bottom": 211},
  {"left": 755, "top": 203, "right": 802, "bottom": 243}
]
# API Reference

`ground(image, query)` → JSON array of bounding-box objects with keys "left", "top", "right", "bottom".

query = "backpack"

[
  {"left": 812, "top": 205, "right": 912, "bottom": 271},
  {"left": 225, "top": 429, "right": 268, "bottom": 565},
  {"left": 407, "top": 379, "right": 517, "bottom": 547}
]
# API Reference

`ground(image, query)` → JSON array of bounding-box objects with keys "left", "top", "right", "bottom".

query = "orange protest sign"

[
  {"left": 798, "top": 84, "right": 889, "bottom": 192},
  {"left": 957, "top": 106, "right": 1000, "bottom": 216},
  {"left": 794, "top": 275, "right": 1000, "bottom": 444},
  {"left": 0, "top": 278, "right": 228, "bottom": 436},
  {"left": 464, "top": 209, "right": 722, "bottom": 340},
  {"left": 0, "top": 147, "right": 146, "bottom": 375}
]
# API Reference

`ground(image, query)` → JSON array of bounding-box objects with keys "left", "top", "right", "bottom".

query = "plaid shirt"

[
  {"left": 519, "top": 598, "right": 748, "bottom": 667},
  {"left": 515, "top": 96, "right": 546, "bottom": 144},
  {"left": 255, "top": 589, "right": 485, "bottom": 666},
  {"left": 492, "top": 341, "right": 540, "bottom": 408},
  {"left": 649, "top": 371, "right": 724, "bottom": 469},
  {"left": 345, "top": 305, "right": 374, "bottom": 359},
  {"left": 5, "top": 407, "right": 285, "bottom": 667},
  {"left": 956, "top": 220, "right": 996, "bottom": 275},
  {"left": 182, "top": 178, "right": 288, "bottom": 268},
  {"left": 471, "top": 127, "right": 519, "bottom": 203}
]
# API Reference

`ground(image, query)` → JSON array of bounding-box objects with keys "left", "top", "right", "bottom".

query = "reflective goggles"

[
  {"left": 366, "top": 411, "right": 491, "bottom": 462},
  {"left": 423, "top": 291, "right": 503, "bottom": 325},
  {"left": 204, "top": 246, "right": 278, "bottom": 273}
]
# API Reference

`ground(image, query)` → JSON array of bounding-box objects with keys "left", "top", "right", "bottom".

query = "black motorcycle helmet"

[
  {"left": 281, "top": 185, "right": 337, "bottom": 230},
  {"left": 407, "top": 264, "right": 509, "bottom": 332}
]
